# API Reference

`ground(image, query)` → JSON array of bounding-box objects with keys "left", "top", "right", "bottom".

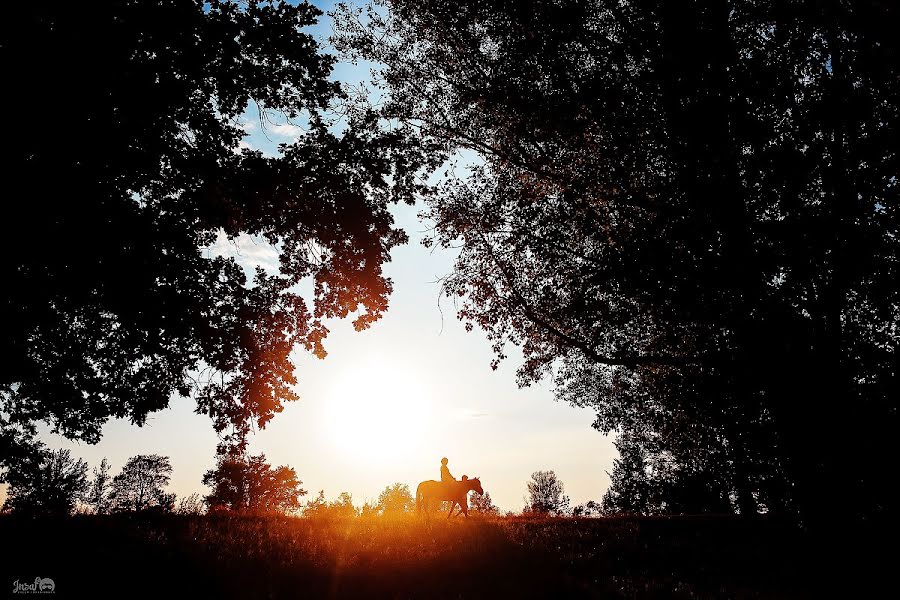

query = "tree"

[
  {"left": 0, "top": 0, "right": 436, "bottom": 470},
  {"left": 1, "top": 449, "right": 89, "bottom": 516},
  {"left": 525, "top": 471, "right": 569, "bottom": 516},
  {"left": 329, "top": 491, "right": 359, "bottom": 517},
  {"left": 334, "top": 0, "right": 900, "bottom": 524},
  {"left": 468, "top": 489, "right": 498, "bottom": 515},
  {"left": 176, "top": 493, "right": 206, "bottom": 516},
  {"left": 87, "top": 458, "right": 113, "bottom": 515},
  {"left": 303, "top": 490, "right": 328, "bottom": 516},
  {"left": 110, "top": 455, "right": 174, "bottom": 513},
  {"left": 572, "top": 500, "right": 601, "bottom": 518},
  {"left": 203, "top": 452, "right": 306, "bottom": 514},
  {"left": 375, "top": 482, "right": 414, "bottom": 514}
]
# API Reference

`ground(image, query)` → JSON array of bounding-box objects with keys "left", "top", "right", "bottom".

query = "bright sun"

[{"left": 323, "top": 361, "right": 432, "bottom": 463}]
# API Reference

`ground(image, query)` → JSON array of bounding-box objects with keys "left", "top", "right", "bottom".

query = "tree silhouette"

[
  {"left": 176, "top": 492, "right": 206, "bottom": 516},
  {"left": 525, "top": 471, "right": 570, "bottom": 516},
  {"left": 110, "top": 455, "right": 174, "bottom": 513},
  {"left": 0, "top": 0, "right": 435, "bottom": 468},
  {"left": 0, "top": 449, "right": 88, "bottom": 516},
  {"left": 468, "top": 489, "right": 498, "bottom": 515},
  {"left": 329, "top": 492, "right": 359, "bottom": 517},
  {"left": 203, "top": 452, "right": 306, "bottom": 514},
  {"left": 572, "top": 501, "right": 601, "bottom": 518},
  {"left": 335, "top": 0, "right": 900, "bottom": 523},
  {"left": 376, "top": 482, "right": 415, "bottom": 514},
  {"left": 86, "top": 458, "right": 113, "bottom": 515}
]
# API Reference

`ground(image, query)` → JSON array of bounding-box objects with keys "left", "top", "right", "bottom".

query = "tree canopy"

[
  {"left": 203, "top": 452, "right": 306, "bottom": 514},
  {"left": 1, "top": 0, "right": 435, "bottom": 464},
  {"left": 335, "top": 0, "right": 899, "bottom": 522},
  {"left": 1, "top": 449, "right": 89, "bottom": 516},
  {"left": 110, "top": 454, "right": 174, "bottom": 513}
]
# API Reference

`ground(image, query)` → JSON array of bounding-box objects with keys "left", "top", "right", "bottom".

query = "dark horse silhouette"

[{"left": 416, "top": 475, "right": 484, "bottom": 518}]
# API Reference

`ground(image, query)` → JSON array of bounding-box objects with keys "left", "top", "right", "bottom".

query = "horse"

[{"left": 416, "top": 475, "right": 484, "bottom": 518}]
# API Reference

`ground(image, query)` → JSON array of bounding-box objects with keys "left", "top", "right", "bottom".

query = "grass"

[{"left": 0, "top": 512, "right": 888, "bottom": 598}]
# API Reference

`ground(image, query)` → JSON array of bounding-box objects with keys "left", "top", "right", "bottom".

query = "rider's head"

[{"left": 441, "top": 457, "right": 448, "bottom": 465}]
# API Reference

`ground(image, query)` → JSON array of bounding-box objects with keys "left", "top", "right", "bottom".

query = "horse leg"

[{"left": 447, "top": 502, "right": 456, "bottom": 519}]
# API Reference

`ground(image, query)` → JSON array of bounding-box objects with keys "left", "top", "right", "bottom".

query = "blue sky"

[{"left": 1, "top": 1, "right": 616, "bottom": 512}]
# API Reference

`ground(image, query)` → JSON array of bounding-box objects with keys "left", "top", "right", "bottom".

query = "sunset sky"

[{"left": 1, "top": 1, "right": 616, "bottom": 512}]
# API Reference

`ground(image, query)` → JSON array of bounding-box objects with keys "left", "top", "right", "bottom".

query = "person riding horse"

[{"left": 416, "top": 458, "right": 484, "bottom": 518}]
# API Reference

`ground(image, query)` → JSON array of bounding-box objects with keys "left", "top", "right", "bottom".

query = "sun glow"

[{"left": 323, "top": 361, "right": 433, "bottom": 463}]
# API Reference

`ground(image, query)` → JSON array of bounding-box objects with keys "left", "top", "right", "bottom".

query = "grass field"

[{"left": 0, "top": 513, "right": 887, "bottom": 598}]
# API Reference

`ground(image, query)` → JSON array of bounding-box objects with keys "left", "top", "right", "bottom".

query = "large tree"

[
  {"left": 203, "top": 452, "right": 306, "bottom": 514},
  {"left": 1, "top": 449, "right": 89, "bottom": 516},
  {"left": 110, "top": 454, "right": 174, "bottom": 513},
  {"left": 335, "top": 0, "right": 899, "bottom": 523},
  {"left": 0, "top": 1, "right": 434, "bottom": 465}
]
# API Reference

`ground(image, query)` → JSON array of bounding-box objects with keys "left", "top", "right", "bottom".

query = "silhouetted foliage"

[
  {"left": 87, "top": 458, "right": 113, "bottom": 515},
  {"left": 176, "top": 492, "right": 206, "bottom": 516},
  {"left": 0, "top": 0, "right": 438, "bottom": 468},
  {"left": 525, "top": 470, "right": 570, "bottom": 516},
  {"left": 376, "top": 482, "right": 415, "bottom": 513},
  {"left": 468, "top": 489, "right": 498, "bottom": 514},
  {"left": 203, "top": 452, "right": 306, "bottom": 514},
  {"left": 329, "top": 491, "right": 359, "bottom": 517},
  {"left": 572, "top": 500, "right": 601, "bottom": 518},
  {"left": 334, "top": 0, "right": 900, "bottom": 524},
  {"left": 110, "top": 454, "right": 174, "bottom": 513},
  {"left": 0, "top": 449, "right": 88, "bottom": 516}
]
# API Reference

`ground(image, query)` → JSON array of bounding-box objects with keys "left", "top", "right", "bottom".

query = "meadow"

[{"left": 1, "top": 513, "right": 885, "bottom": 598}]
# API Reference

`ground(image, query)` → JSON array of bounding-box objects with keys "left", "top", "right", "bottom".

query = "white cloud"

[
  {"left": 268, "top": 123, "right": 305, "bottom": 141},
  {"left": 206, "top": 230, "right": 280, "bottom": 275}
]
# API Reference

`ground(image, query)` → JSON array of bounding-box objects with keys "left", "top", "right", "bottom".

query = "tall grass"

[{"left": 0, "top": 512, "right": 886, "bottom": 598}]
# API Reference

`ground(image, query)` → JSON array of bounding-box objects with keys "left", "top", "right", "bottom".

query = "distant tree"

[
  {"left": 360, "top": 500, "right": 378, "bottom": 517},
  {"left": 304, "top": 490, "right": 328, "bottom": 516},
  {"left": 376, "top": 483, "right": 414, "bottom": 514},
  {"left": 176, "top": 493, "right": 206, "bottom": 516},
  {"left": 203, "top": 452, "right": 306, "bottom": 514},
  {"left": 572, "top": 500, "right": 601, "bottom": 518},
  {"left": 0, "top": 449, "right": 88, "bottom": 516},
  {"left": 525, "top": 471, "right": 570, "bottom": 516},
  {"left": 86, "top": 458, "right": 113, "bottom": 515},
  {"left": 110, "top": 455, "right": 174, "bottom": 513},
  {"left": 1, "top": 0, "right": 434, "bottom": 469},
  {"left": 329, "top": 491, "right": 359, "bottom": 517},
  {"left": 468, "top": 489, "right": 498, "bottom": 515}
]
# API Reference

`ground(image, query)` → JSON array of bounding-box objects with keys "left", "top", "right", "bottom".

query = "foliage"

[
  {"left": 468, "top": 489, "right": 498, "bottom": 514},
  {"left": 333, "top": 0, "right": 900, "bottom": 523},
  {"left": 0, "top": 0, "right": 439, "bottom": 467},
  {"left": 177, "top": 492, "right": 206, "bottom": 516},
  {"left": 573, "top": 500, "right": 602, "bottom": 518},
  {"left": 1, "top": 513, "right": 862, "bottom": 598},
  {"left": 87, "top": 458, "right": 113, "bottom": 515},
  {"left": 525, "top": 470, "right": 570, "bottom": 516},
  {"left": 110, "top": 454, "right": 174, "bottom": 513},
  {"left": 375, "top": 482, "right": 415, "bottom": 513},
  {"left": 0, "top": 449, "right": 89, "bottom": 516},
  {"left": 203, "top": 452, "right": 306, "bottom": 514}
]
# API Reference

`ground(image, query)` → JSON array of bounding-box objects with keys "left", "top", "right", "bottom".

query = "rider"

[{"left": 440, "top": 457, "right": 456, "bottom": 483}]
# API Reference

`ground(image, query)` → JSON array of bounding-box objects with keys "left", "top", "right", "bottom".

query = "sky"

[{"left": 1, "top": 1, "right": 617, "bottom": 513}]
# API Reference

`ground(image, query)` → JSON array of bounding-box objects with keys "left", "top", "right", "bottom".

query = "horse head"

[{"left": 468, "top": 476, "right": 484, "bottom": 495}]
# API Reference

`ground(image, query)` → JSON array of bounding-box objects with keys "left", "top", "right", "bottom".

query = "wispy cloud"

[
  {"left": 206, "top": 231, "right": 280, "bottom": 275},
  {"left": 268, "top": 123, "right": 305, "bottom": 141}
]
